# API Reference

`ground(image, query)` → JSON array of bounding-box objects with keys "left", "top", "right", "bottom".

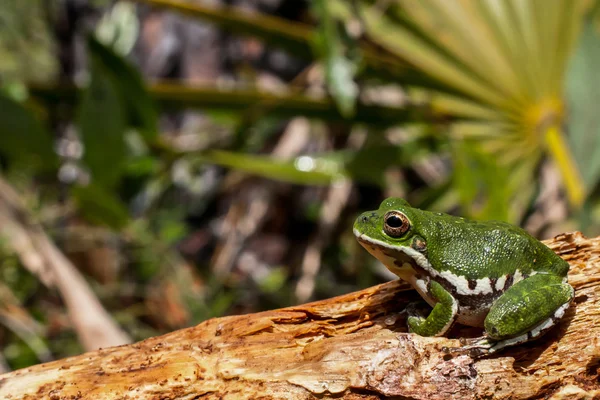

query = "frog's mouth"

[{"left": 353, "top": 228, "right": 424, "bottom": 278}]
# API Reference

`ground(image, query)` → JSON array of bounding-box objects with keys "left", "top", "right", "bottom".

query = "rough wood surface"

[{"left": 0, "top": 231, "right": 599, "bottom": 399}]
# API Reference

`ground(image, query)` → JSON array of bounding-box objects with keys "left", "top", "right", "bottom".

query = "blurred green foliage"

[
  {"left": 0, "top": 0, "right": 57, "bottom": 84},
  {"left": 0, "top": 0, "right": 599, "bottom": 371}
]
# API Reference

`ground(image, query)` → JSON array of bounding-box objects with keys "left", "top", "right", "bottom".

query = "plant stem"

[{"left": 544, "top": 124, "right": 585, "bottom": 207}]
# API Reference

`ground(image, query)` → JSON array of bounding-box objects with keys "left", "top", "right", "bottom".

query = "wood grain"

[{"left": 0, "top": 231, "right": 598, "bottom": 399}]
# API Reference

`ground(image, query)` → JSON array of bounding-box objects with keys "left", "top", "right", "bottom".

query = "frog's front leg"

[
  {"left": 408, "top": 280, "right": 458, "bottom": 337},
  {"left": 460, "top": 273, "right": 574, "bottom": 356}
]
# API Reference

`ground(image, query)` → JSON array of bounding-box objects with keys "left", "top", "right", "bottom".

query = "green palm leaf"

[{"left": 356, "top": 0, "right": 588, "bottom": 219}]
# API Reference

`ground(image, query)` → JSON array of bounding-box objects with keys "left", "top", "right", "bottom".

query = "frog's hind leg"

[{"left": 454, "top": 273, "right": 574, "bottom": 357}]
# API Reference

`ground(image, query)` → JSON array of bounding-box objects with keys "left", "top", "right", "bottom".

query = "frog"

[{"left": 353, "top": 197, "right": 574, "bottom": 357}]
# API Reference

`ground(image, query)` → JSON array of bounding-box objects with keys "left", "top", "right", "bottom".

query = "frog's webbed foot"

[{"left": 443, "top": 331, "right": 539, "bottom": 358}]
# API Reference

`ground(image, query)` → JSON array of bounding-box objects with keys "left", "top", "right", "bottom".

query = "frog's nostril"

[{"left": 361, "top": 215, "right": 369, "bottom": 223}]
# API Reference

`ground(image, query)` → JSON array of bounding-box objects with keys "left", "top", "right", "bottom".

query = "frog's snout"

[{"left": 357, "top": 211, "right": 376, "bottom": 223}]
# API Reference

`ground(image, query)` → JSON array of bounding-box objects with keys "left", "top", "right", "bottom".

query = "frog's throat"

[{"left": 353, "top": 228, "right": 500, "bottom": 297}]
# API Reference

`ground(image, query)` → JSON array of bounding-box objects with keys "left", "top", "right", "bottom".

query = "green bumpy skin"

[{"left": 354, "top": 198, "right": 574, "bottom": 356}]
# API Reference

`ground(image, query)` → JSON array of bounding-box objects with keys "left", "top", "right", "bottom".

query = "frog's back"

[{"left": 415, "top": 210, "right": 568, "bottom": 280}]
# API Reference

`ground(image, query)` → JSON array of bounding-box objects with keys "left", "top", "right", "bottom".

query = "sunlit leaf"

[
  {"left": 198, "top": 150, "right": 339, "bottom": 185},
  {"left": 197, "top": 140, "right": 435, "bottom": 187},
  {"left": 358, "top": 0, "right": 588, "bottom": 213},
  {"left": 313, "top": 0, "right": 359, "bottom": 117}
]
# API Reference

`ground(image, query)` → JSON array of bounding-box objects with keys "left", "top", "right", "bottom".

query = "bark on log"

[{"left": 0, "top": 231, "right": 599, "bottom": 399}]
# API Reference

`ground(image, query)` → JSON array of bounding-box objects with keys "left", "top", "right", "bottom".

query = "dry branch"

[
  {"left": 0, "top": 177, "right": 131, "bottom": 351},
  {"left": 0, "top": 231, "right": 599, "bottom": 399}
]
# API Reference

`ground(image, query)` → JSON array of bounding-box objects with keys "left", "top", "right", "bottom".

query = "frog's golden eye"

[{"left": 383, "top": 211, "right": 410, "bottom": 238}]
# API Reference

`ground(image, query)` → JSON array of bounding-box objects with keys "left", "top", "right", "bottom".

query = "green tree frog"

[{"left": 354, "top": 198, "right": 574, "bottom": 356}]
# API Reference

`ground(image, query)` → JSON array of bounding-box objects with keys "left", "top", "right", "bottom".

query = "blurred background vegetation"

[{"left": 0, "top": 0, "right": 600, "bottom": 371}]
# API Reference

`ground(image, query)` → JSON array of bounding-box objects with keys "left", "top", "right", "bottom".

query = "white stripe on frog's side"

[
  {"left": 354, "top": 229, "right": 494, "bottom": 296},
  {"left": 495, "top": 276, "right": 506, "bottom": 291},
  {"left": 490, "top": 299, "right": 572, "bottom": 352},
  {"left": 527, "top": 299, "right": 571, "bottom": 340},
  {"left": 513, "top": 269, "right": 523, "bottom": 284},
  {"left": 439, "top": 270, "right": 493, "bottom": 296},
  {"left": 553, "top": 300, "right": 571, "bottom": 320},
  {"left": 488, "top": 299, "right": 570, "bottom": 353},
  {"left": 529, "top": 316, "right": 555, "bottom": 339},
  {"left": 488, "top": 332, "right": 529, "bottom": 353}
]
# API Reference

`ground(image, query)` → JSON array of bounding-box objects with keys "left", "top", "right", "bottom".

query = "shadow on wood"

[{"left": 0, "top": 232, "right": 599, "bottom": 399}]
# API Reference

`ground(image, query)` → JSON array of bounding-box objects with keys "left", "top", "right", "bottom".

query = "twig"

[
  {"left": 0, "top": 176, "right": 131, "bottom": 350},
  {"left": 295, "top": 178, "right": 352, "bottom": 302},
  {"left": 295, "top": 129, "right": 364, "bottom": 302},
  {"left": 0, "top": 352, "right": 8, "bottom": 375},
  {"left": 212, "top": 117, "right": 313, "bottom": 277}
]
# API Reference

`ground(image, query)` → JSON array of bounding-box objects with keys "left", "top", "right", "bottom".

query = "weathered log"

[{"left": 0, "top": 231, "right": 599, "bottom": 399}]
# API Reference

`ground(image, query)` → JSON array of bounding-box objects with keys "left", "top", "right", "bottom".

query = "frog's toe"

[
  {"left": 441, "top": 344, "right": 489, "bottom": 358},
  {"left": 459, "top": 335, "right": 488, "bottom": 346},
  {"left": 443, "top": 336, "right": 495, "bottom": 358},
  {"left": 452, "top": 332, "right": 537, "bottom": 358}
]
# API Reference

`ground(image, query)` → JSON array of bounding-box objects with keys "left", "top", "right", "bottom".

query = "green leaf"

[
  {"left": 323, "top": 143, "right": 429, "bottom": 186},
  {"left": 0, "top": 95, "right": 57, "bottom": 171},
  {"left": 87, "top": 36, "right": 158, "bottom": 141},
  {"left": 345, "top": 142, "right": 430, "bottom": 186},
  {"left": 198, "top": 150, "right": 339, "bottom": 185},
  {"left": 258, "top": 267, "right": 288, "bottom": 294},
  {"left": 197, "top": 141, "right": 434, "bottom": 187},
  {"left": 77, "top": 53, "right": 127, "bottom": 189},
  {"left": 31, "top": 83, "right": 444, "bottom": 127},
  {"left": 0, "top": 0, "right": 58, "bottom": 83},
  {"left": 356, "top": 0, "right": 587, "bottom": 208},
  {"left": 313, "top": 0, "right": 359, "bottom": 117},
  {"left": 71, "top": 184, "right": 130, "bottom": 230},
  {"left": 150, "top": 84, "right": 438, "bottom": 126},
  {"left": 452, "top": 141, "right": 511, "bottom": 222},
  {"left": 565, "top": 18, "right": 600, "bottom": 189}
]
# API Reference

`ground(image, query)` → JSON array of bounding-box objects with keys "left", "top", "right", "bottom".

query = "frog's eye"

[{"left": 383, "top": 211, "right": 410, "bottom": 238}]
